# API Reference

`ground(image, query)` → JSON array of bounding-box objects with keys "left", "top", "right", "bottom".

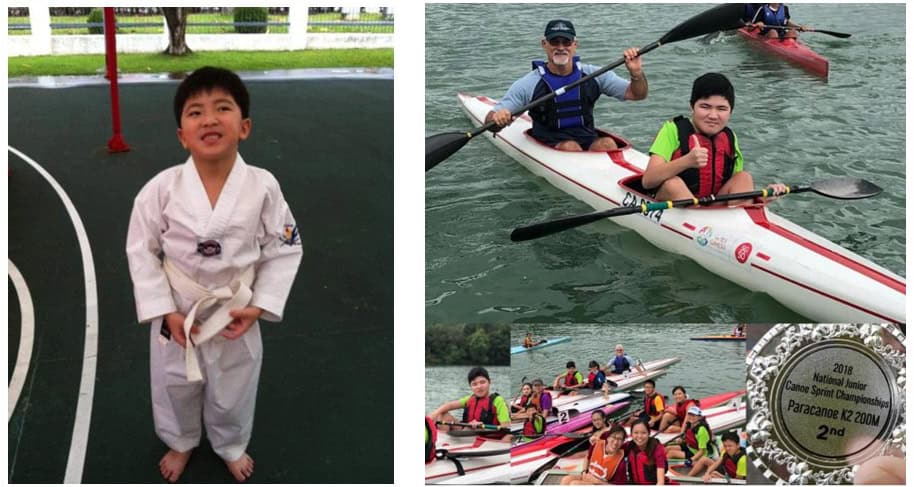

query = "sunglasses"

[{"left": 548, "top": 37, "right": 574, "bottom": 47}]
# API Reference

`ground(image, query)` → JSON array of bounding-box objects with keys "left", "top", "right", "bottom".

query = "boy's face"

[
  {"left": 691, "top": 95, "right": 732, "bottom": 137},
  {"left": 177, "top": 87, "right": 251, "bottom": 163},
  {"left": 469, "top": 376, "right": 490, "bottom": 397},
  {"left": 723, "top": 439, "right": 740, "bottom": 455}
]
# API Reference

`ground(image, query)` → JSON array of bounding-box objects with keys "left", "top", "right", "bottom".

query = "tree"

[{"left": 162, "top": 7, "right": 192, "bottom": 55}]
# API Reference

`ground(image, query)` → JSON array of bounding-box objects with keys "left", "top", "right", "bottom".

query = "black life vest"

[
  {"left": 720, "top": 448, "right": 746, "bottom": 478},
  {"left": 529, "top": 57, "right": 601, "bottom": 137},
  {"left": 671, "top": 116, "right": 737, "bottom": 197},
  {"left": 425, "top": 416, "right": 437, "bottom": 464}
]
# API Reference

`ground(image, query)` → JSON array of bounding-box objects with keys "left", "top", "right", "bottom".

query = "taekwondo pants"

[{"left": 150, "top": 318, "right": 263, "bottom": 462}]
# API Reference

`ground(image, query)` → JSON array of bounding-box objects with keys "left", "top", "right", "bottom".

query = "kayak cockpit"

[
  {"left": 618, "top": 174, "right": 771, "bottom": 210},
  {"left": 522, "top": 128, "right": 632, "bottom": 152}
]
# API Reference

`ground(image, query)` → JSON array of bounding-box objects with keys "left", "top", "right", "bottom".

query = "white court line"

[
  {"left": 8, "top": 259, "right": 36, "bottom": 422},
  {"left": 8, "top": 146, "right": 98, "bottom": 484}
]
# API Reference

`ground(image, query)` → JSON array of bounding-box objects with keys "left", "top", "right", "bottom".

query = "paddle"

[
  {"left": 751, "top": 24, "right": 851, "bottom": 38},
  {"left": 437, "top": 420, "right": 511, "bottom": 432},
  {"left": 510, "top": 177, "right": 882, "bottom": 242},
  {"left": 425, "top": 3, "right": 748, "bottom": 171}
]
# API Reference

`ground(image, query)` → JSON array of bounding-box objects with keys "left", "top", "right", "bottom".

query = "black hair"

[
  {"left": 588, "top": 360, "right": 600, "bottom": 369},
  {"left": 566, "top": 361, "right": 576, "bottom": 369},
  {"left": 467, "top": 366, "right": 490, "bottom": 384},
  {"left": 607, "top": 424, "right": 626, "bottom": 439},
  {"left": 644, "top": 379, "right": 656, "bottom": 387},
  {"left": 690, "top": 72, "right": 735, "bottom": 110},
  {"left": 673, "top": 385, "right": 687, "bottom": 395},
  {"left": 721, "top": 431, "right": 740, "bottom": 444},
  {"left": 591, "top": 409, "right": 606, "bottom": 420},
  {"left": 173, "top": 66, "right": 250, "bottom": 127}
]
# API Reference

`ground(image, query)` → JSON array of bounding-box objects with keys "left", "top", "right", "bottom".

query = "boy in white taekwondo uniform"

[{"left": 126, "top": 67, "right": 302, "bottom": 482}]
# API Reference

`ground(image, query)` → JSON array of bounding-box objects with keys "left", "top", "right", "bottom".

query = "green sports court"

[{"left": 8, "top": 70, "right": 393, "bottom": 483}]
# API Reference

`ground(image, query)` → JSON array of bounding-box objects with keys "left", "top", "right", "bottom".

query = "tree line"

[{"left": 426, "top": 324, "right": 510, "bottom": 367}]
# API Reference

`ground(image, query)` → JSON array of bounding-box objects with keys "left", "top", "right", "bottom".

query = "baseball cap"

[
  {"left": 544, "top": 19, "right": 576, "bottom": 40},
  {"left": 687, "top": 406, "right": 703, "bottom": 416}
]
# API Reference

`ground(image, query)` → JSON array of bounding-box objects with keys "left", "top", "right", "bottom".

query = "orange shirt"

[{"left": 588, "top": 439, "right": 624, "bottom": 482}]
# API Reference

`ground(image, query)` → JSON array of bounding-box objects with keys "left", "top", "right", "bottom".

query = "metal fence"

[{"left": 8, "top": 7, "right": 394, "bottom": 36}]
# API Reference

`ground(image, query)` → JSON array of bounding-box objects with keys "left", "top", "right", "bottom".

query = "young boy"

[
  {"left": 642, "top": 72, "right": 786, "bottom": 203},
  {"left": 428, "top": 367, "right": 512, "bottom": 442},
  {"left": 126, "top": 66, "right": 303, "bottom": 482},
  {"left": 700, "top": 431, "right": 747, "bottom": 481}
]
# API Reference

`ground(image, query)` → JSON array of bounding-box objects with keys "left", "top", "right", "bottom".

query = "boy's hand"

[
  {"left": 222, "top": 306, "right": 263, "bottom": 340},
  {"left": 164, "top": 312, "right": 200, "bottom": 348}
]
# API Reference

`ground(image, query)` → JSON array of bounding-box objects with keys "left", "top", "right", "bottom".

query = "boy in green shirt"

[{"left": 642, "top": 73, "right": 785, "bottom": 203}]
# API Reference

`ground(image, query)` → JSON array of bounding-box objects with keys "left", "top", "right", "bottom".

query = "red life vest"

[
  {"left": 425, "top": 416, "right": 437, "bottom": 464},
  {"left": 462, "top": 393, "right": 507, "bottom": 439},
  {"left": 684, "top": 419, "right": 715, "bottom": 455},
  {"left": 522, "top": 412, "right": 545, "bottom": 438},
  {"left": 675, "top": 399, "right": 699, "bottom": 423},
  {"left": 564, "top": 371, "right": 580, "bottom": 387},
  {"left": 625, "top": 440, "right": 663, "bottom": 485},
  {"left": 721, "top": 449, "right": 746, "bottom": 478},
  {"left": 643, "top": 392, "right": 665, "bottom": 417},
  {"left": 671, "top": 116, "right": 737, "bottom": 198}
]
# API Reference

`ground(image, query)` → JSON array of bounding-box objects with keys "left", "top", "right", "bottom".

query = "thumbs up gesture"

[{"left": 688, "top": 134, "right": 709, "bottom": 168}]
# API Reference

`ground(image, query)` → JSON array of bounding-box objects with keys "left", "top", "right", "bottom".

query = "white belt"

[{"left": 163, "top": 258, "right": 255, "bottom": 382}]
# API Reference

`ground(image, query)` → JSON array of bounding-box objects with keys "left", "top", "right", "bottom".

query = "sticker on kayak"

[
  {"left": 695, "top": 226, "right": 754, "bottom": 265},
  {"left": 621, "top": 192, "right": 663, "bottom": 224}
]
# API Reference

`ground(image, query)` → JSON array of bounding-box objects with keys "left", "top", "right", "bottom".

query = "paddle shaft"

[
  {"left": 470, "top": 41, "right": 660, "bottom": 138},
  {"left": 753, "top": 24, "right": 850, "bottom": 38},
  {"left": 512, "top": 184, "right": 805, "bottom": 242},
  {"left": 437, "top": 420, "right": 510, "bottom": 431}
]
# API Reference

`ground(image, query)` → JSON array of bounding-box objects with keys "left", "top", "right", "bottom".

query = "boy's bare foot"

[
  {"left": 225, "top": 452, "right": 254, "bottom": 482},
  {"left": 159, "top": 449, "right": 193, "bottom": 483}
]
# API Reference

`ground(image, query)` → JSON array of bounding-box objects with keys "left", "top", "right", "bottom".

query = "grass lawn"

[{"left": 8, "top": 49, "right": 393, "bottom": 77}]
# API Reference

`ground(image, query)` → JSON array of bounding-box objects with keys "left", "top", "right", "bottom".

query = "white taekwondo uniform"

[{"left": 126, "top": 154, "right": 302, "bottom": 461}]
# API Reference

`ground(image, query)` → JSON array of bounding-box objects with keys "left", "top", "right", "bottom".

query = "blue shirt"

[{"left": 492, "top": 62, "right": 630, "bottom": 113}]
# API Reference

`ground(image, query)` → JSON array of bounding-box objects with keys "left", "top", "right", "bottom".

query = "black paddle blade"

[
  {"left": 660, "top": 3, "right": 747, "bottom": 45},
  {"left": 809, "top": 177, "right": 882, "bottom": 200},
  {"left": 511, "top": 206, "right": 641, "bottom": 242},
  {"left": 426, "top": 132, "right": 471, "bottom": 171},
  {"left": 814, "top": 29, "right": 851, "bottom": 38}
]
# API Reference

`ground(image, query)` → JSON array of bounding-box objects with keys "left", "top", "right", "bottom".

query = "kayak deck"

[{"left": 737, "top": 27, "right": 829, "bottom": 78}]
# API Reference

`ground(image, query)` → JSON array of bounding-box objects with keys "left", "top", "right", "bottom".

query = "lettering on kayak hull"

[{"left": 621, "top": 192, "right": 663, "bottom": 224}]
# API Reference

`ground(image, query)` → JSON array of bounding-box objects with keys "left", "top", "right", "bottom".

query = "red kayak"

[{"left": 737, "top": 27, "right": 829, "bottom": 78}]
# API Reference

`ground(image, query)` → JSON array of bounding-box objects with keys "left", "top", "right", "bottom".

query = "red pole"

[{"left": 104, "top": 7, "right": 130, "bottom": 153}]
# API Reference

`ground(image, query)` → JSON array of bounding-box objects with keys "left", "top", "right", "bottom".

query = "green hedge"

[{"left": 234, "top": 7, "right": 268, "bottom": 34}]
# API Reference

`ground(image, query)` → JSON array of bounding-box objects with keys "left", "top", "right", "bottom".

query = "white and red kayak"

[
  {"left": 510, "top": 392, "right": 747, "bottom": 484},
  {"left": 425, "top": 431, "right": 510, "bottom": 484},
  {"left": 458, "top": 93, "right": 905, "bottom": 323}
]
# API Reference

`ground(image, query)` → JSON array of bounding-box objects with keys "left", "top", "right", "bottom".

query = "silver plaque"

[{"left": 747, "top": 324, "right": 905, "bottom": 484}]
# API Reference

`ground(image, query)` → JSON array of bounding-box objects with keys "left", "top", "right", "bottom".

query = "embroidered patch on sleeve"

[{"left": 280, "top": 224, "right": 301, "bottom": 246}]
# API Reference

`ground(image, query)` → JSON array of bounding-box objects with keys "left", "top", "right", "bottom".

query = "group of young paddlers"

[{"left": 426, "top": 354, "right": 746, "bottom": 484}]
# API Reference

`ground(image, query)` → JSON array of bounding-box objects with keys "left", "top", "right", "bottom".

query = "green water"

[
  {"left": 510, "top": 324, "right": 746, "bottom": 400},
  {"left": 425, "top": 4, "right": 905, "bottom": 324}
]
